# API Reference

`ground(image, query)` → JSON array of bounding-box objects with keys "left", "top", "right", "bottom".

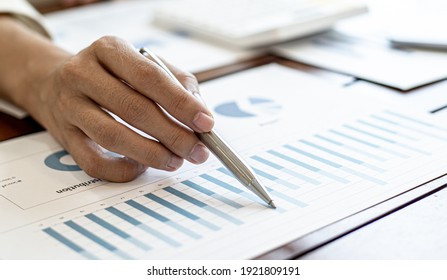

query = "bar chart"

[{"left": 38, "top": 109, "right": 447, "bottom": 259}]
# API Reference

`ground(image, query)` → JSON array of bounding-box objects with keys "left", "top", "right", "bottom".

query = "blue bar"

[
  {"left": 298, "top": 140, "right": 385, "bottom": 173},
  {"left": 358, "top": 120, "right": 397, "bottom": 135},
  {"left": 315, "top": 134, "right": 387, "bottom": 162},
  {"left": 268, "top": 150, "right": 350, "bottom": 184},
  {"left": 126, "top": 200, "right": 201, "bottom": 239},
  {"left": 200, "top": 174, "right": 243, "bottom": 194},
  {"left": 284, "top": 144, "right": 341, "bottom": 168},
  {"left": 344, "top": 124, "right": 395, "bottom": 143},
  {"left": 340, "top": 166, "right": 386, "bottom": 185},
  {"left": 252, "top": 155, "right": 321, "bottom": 185},
  {"left": 373, "top": 114, "right": 447, "bottom": 142},
  {"left": 385, "top": 110, "right": 447, "bottom": 132},
  {"left": 182, "top": 180, "right": 243, "bottom": 209},
  {"left": 299, "top": 139, "right": 363, "bottom": 164},
  {"left": 85, "top": 213, "right": 151, "bottom": 251},
  {"left": 252, "top": 167, "right": 299, "bottom": 190},
  {"left": 358, "top": 120, "right": 418, "bottom": 141},
  {"left": 43, "top": 227, "right": 97, "bottom": 260},
  {"left": 105, "top": 206, "right": 181, "bottom": 247},
  {"left": 345, "top": 125, "right": 430, "bottom": 155},
  {"left": 268, "top": 150, "right": 319, "bottom": 171},
  {"left": 371, "top": 114, "right": 398, "bottom": 125},
  {"left": 165, "top": 187, "right": 243, "bottom": 225},
  {"left": 265, "top": 187, "right": 308, "bottom": 208},
  {"left": 329, "top": 130, "right": 409, "bottom": 158},
  {"left": 145, "top": 193, "right": 220, "bottom": 231},
  {"left": 65, "top": 220, "right": 133, "bottom": 259},
  {"left": 329, "top": 129, "right": 378, "bottom": 148},
  {"left": 285, "top": 144, "right": 385, "bottom": 183}
]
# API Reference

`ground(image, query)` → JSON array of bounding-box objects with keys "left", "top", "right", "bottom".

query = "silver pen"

[{"left": 139, "top": 47, "right": 276, "bottom": 208}]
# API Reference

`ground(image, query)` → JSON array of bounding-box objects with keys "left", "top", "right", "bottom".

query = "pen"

[{"left": 139, "top": 47, "right": 276, "bottom": 209}]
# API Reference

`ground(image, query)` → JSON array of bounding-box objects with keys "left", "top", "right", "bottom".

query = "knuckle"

[
  {"left": 119, "top": 94, "right": 149, "bottom": 123},
  {"left": 91, "top": 35, "right": 120, "bottom": 51},
  {"left": 94, "top": 123, "right": 123, "bottom": 149},
  {"left": 170, "top": 90, "right": 190, "bottom": 116},
  {"left": 165, "top": 129, "right": 189, "bottom": 153},
  {"left": 140, "top": 147, "right": 162, "bottom": 167},
  {"left": 179, "top": 72, "right": 198, "bottom": 85},
  {"left": 58, "top": 57, "right": 83, "bottom": 82}
]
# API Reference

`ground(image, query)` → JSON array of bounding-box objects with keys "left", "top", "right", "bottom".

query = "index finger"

[{"left": 90, "top": 36, "right": 214, "bottom": 133}]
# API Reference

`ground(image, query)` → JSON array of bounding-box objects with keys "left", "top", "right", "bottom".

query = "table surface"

[{"left": 2, "top": 3, "right": 447, "bottom": 260}]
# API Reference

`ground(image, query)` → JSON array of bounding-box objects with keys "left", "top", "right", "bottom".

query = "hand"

[{"left": 28, "top": 36, "right": 214, "bottom": 182}]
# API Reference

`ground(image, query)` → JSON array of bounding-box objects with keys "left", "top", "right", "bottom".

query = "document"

[
  {"left": 2, "top": 64, "right": 447, "bottom": 259},
  {"left": 273, "top": 14, "right": 447, "bottom": 91},
  {"left": 44, "top": 0, "right": 258, "bottom": 74}
]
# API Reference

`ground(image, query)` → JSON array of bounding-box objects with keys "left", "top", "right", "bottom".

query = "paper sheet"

[
  {"left": 273, "top": 0, "right": 447, "bottom": 91},
  {"left": 2, "top": 64, "right": 447, "bottom": 259},
  {"left": 43, "top": 0, "right": 258, "bottom": 74}
]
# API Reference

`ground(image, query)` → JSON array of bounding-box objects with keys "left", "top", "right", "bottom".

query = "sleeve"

[{"left": 0, "top": 0, "right": 51, "bottom": 38}]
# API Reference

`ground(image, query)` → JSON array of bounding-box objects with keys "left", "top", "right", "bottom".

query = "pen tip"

[{"left": 269, "top": 201, "right": 277, "bottom": 209}]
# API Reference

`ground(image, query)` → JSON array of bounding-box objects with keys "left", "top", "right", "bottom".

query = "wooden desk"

[{"left": 2, "top": 2, "right": 447, "bottom": 260}]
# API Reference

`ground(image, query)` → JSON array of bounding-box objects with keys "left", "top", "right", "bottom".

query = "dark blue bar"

[
  {"left": 65, "top": 220, "right": 116, "bottom": 252},
  {"left": 85, "top": 213, "right": 130, "bottom": 239},
  {"left": 43, "top": 227, "right": 85, "bottom": 253},
  {"left": 268, "top": 150, "right": 319, "bottom": 172},
  {"left": 125, "top": 200, "right": 169, "bottom": 222},
  {"left": 200, "top": 174, "right": 243, "bottom": 194},
  {"left": 145, "top": 193, "right": 200, "bottom": 220}
]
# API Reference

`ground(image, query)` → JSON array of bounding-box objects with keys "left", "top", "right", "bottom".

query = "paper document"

[
  {"left": 273, "top": 6, "right": 447, "bottom": 91},
  {"left": 274, "top": 29, "right": 447, "bottom": 91},
  {"left": 2, "top": 64, "right": 447, "bottom": 259},
  {"left": 44, "top": 0, "right": 258, "bottom": 74}
]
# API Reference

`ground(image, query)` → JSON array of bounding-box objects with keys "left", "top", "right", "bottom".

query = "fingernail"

[
  {"left": 189, "top": 143, "right": 210, "bottom": 164},
  {"left": 193, "top": 112, "right": 214, "bottom": 132},
  {"left": 167, "top": 154, "right": 183, "bottom": 170}
]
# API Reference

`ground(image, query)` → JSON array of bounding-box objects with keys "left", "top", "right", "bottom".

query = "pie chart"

[{"left": 214, "top": 97, "right": 281, "bottom": 118}]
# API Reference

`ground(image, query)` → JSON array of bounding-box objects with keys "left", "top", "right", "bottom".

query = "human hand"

[{"left": 29, "top": 36, "right": 214, "bottom": 182}]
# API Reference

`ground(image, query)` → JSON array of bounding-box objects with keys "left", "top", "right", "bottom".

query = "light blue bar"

[
  {"left": 398, "top": 143, "right": 431, "bottom": 155},
  {"left": 65, "top": 220, "right": 134, "bottom": 259},
  {"left": 105, "top": 206, "right": 181, "bottom": 247},
  {"left": 201, "top": 173, "right": 262, "bottom": 203},
  {"left": 252, "top": 167, "right": 299, "bottom": 190},
  {"left": 145, "top": 193, "right": 220, "bottom": 231},
  {"left": 358, "top": 120, "right": 398, "bottom": 134},
  {"left": 315, "top": 134, "right": 387, "bottom": 162},
  {"left": 385, "top": 110, "right": 447, "bottom": 132},
  {"left": 182, "top": 180, "right": 243, "bottom": 209},
  {"left": 268, "top": 150, "right": 350, "bottom": 184},
  {"left": 85, "top": 213, "right": 151, "bottom": 251},
  {"left": 329, "top": 129, "right": 378, "bottom": 148},
  {"left": 371, "top": 114, "right": 398, "bottom": 125},
  {"left": 346, "top": 125, "right": 430, "bottom": 155},
  {"left": 299, "top": 139, "right": 363, "bottom": 164},
  {"left": 329, "top": 130, "right": 409, "bottom": 158},
  {"left": 372, "top": 114, "right": 447, "bottom": 142},
  {"left": 284, "top": 144, "right": 341, "bottom": 168},
  {"left": 265, "top": 187, "right": 307, "bottom": 208},
  {"left": 340, "top": 167, "right": 386, "bottom": 185},
  {"left": 165, "top": 187, "right": 243, "bottom": 225},
  {"left": 126, "top": 200, "right": 201, "bottom": 239},
  {"left": 43, "top": 228, "right": 97, "bottom": 260},
  {"left": 358, "top": 120, "right": 417, "bottom": 141},
  {"left": 268, "top": 150, "right": 319, "bottom": 171},
  {"left": 344, "top": 125, "right": 395, "bottom": 143},
  {"left": 252, "top": 155, "right": 321, "bottom": 185}
]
